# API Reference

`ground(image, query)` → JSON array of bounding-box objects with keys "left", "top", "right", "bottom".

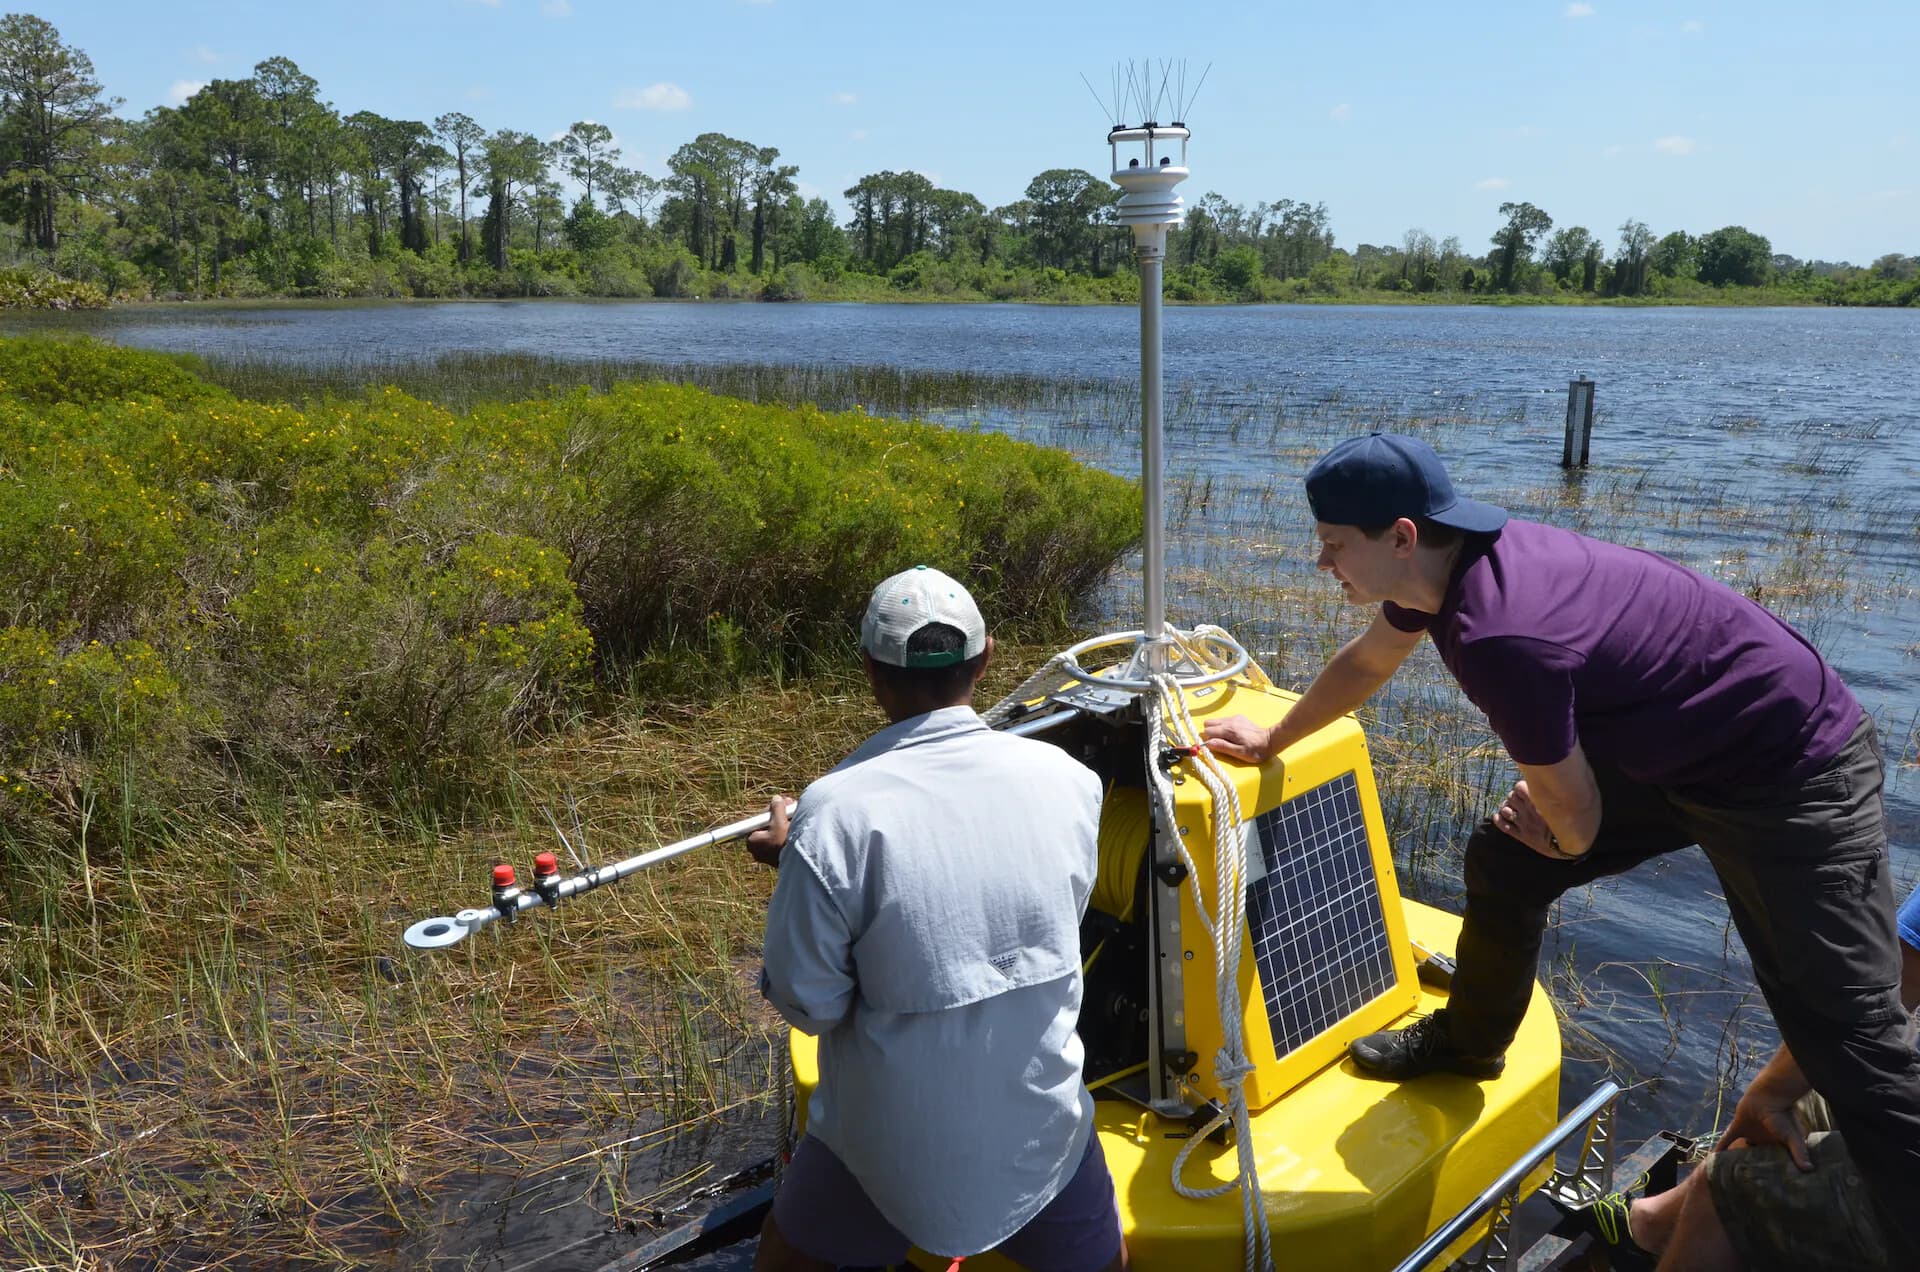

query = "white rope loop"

[{"left": 1147, "top": 655, "right": 1275, "bottom": 1272}]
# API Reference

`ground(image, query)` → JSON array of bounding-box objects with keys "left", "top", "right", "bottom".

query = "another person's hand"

[
  {"left": 1717, "top": 1078, "right": 1813, "bottom": 1172},
  {"left": 746, "top": 795, "right": 796, "bottom": 868},
  {"left": 1494, "top": 781, "right": 1573, "bottom": 861},
  {"left": 1202, "top": 714, "right": 1278, "bottom": 764}
]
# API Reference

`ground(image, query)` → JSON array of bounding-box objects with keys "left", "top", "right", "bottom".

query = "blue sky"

[{"left": 37, "top": 0, "right": 1918, "bottom": 264}]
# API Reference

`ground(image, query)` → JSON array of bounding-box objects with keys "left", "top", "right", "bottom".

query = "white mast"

[{"left": 1106, "top": 73, "right": 1192, "bottom": 664}]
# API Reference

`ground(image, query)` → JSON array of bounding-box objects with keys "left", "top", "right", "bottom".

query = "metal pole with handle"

[{"left": 401, "top": 708, "right": 1083, "bottom": 950}]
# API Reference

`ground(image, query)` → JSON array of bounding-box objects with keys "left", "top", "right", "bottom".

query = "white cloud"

[
  {"left": 830, "top": 91, "right": 858, "bottom": 107},
  {"left": 542, "top": 0, "right": 573, "bottom": 14},
  {"left": 192, "top": 45, "right": 219, "bottom": 64},
  {"left": 1564, "top": 3, "right": 1595, "bottom": 17},
  {"left": 1602, "top": 143, "right": 1626, "bottom": 157},
  {"left": 615, "top": 82, "right": 692, "bottom": 112},
  {"left": 849, "top": 128, "right": 868, "bottom": 142},
  {"left": 465, "top": 84, "right": 494, "bottom": 102},
  {"left": 463, "top": 0, "right": 501, "bottom": 7},
  {"left": 1474, "top": 177, "right": 1510, "bottom": 190},
  {"left": 168, "top": 79, "right": 206, "bottom": 105},
  {"left": 1870, "top": 188, "right": 1913, "bottom": 201},
  {"left": 1680, "top": 18, "right": 1705, "bottom": 33},
  {"left": 1329, "top": 103, "right": 1351, "bottom": 122},
  {"left": 1653, "top": 134, "right": 1697, "bottom": 156}
]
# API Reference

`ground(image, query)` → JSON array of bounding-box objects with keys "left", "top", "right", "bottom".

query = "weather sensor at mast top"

[
  {"left": 1107, "top": 123, "right": 1189, "bottom": 243},
  {"left": 1091, "top": 58, "right": 1204, "bottom": 251}
]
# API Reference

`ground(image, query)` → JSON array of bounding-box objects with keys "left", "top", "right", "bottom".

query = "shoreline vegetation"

[
  {"left": 0, "top": 15, "right": 1912, "bottom": 312},
  {"left": 19, "top": 281, "right": 1910, "bottom": 313},
  {"left": 0, "top": 336, "right": 1140, "bottom": 833}
]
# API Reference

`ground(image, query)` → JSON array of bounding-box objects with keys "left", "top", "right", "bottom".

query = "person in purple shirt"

[{"left": 1202, "top": 433, "right": 1918, "bottom": 1268}]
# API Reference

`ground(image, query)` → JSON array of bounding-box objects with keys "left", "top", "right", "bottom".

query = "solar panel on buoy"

[
  {"left": 1164, "top": 700, "right": 1419, "bottom": 1112},
  {"left": 1245, "top": 773, "right": 1399, "bottom": 1059}
]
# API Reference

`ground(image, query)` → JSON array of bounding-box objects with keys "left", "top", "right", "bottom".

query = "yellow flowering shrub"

[
  {"left": 0, "top": 337, "right": 1135, "bottom": 820},
  {"left": 225, "top": 528, "right": 592, "bottom": 783},
  {"left": 0, "top": 334, "right": 213, "bottom": 404},
  {"left": 0, "top": 627, "right": 202, "bottom": 833},
  {"left": 0, "top": 440, "right": 192, "bottom": 641}
]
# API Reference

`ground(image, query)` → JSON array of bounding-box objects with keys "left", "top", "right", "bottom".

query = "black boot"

[{"left": 1348, "top": 1008, "right": 1506, "bottom": 1080}]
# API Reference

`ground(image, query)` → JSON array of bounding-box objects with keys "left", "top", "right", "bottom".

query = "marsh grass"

[
  {"left": 0, "top": 662, "right": 913, "bottom": 1269},
  {"left": 1, "top": 643, "right": 1114, "bottom": 1269},
  {"left": 199, "top": 349, "right": 1114, "bottom": 420}
]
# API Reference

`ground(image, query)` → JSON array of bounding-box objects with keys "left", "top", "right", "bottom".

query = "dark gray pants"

[{"left": 1446, "top": 713, "right": 1920, "bottom": 1257}]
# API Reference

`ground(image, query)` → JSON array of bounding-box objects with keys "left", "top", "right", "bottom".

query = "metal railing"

[{"left": 1390, "top": 1081, "right": 1621, "bottom": 1272}]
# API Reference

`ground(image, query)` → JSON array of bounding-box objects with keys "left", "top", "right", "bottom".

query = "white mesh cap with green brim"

[{"left": 860, "top": 566, "right": 988, "bottom": 668}]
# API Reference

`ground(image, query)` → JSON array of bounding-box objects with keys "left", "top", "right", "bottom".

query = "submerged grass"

[{"left": 198, "top": 348, "right": 1115, "bottom": 420}]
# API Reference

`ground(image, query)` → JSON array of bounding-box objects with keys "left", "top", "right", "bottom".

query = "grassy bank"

[{"left": 0, "top": 667, "right": 884, "bottom": 1268}]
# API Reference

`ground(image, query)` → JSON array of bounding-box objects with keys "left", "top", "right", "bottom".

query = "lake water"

[{"left": 32, "top": 299, "right": 1920, "bottom": 1266}]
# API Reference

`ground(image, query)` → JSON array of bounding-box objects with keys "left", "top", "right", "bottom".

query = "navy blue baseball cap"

[{"left": 1305, "top": 432, "right": 1508, "bottom": 533}]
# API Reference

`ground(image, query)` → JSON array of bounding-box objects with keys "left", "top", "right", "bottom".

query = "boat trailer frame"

[{"left": 1393, "top": 1079, "right": 1697, "bottom": 1272}]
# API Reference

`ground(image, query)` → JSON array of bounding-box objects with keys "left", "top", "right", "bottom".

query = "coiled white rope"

[
  {"left": 1144, "top": 643, "right": 1275, "bottom": 1272},
  {"left": 995, "top": 625, "right": 1275, "bottom": 1269}
]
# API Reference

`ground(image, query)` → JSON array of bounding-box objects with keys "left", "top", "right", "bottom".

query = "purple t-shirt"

[{"left": 1382, "top": 518, "right": 1859, "bottom": 788}]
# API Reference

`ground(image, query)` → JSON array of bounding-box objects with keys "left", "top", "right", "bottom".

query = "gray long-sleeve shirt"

[{"left": 760, "top": 706, "right": 1101, "bottom": 1257}]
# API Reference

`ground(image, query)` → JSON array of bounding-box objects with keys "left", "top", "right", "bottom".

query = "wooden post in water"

[{"left": 1563, "top": 376, "right": 1595, "bottom": 468}]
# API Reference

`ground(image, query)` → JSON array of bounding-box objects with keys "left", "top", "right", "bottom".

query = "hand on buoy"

[
  {"left": 1201, "top": 714, "right": 1276, "bottom": 764},
  {"left": 747, "top": 795, "right": 797, "bottom": 868}
]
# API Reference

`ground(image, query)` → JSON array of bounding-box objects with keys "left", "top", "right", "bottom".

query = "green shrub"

[
  {"left": 0, "top": 267, "right": 109, "bottom": 310},
  {"left": 0, "top": 626, "right": 204, "bottom": 838},
  {"left": 225, "top": 527, "right": 592, "bottom": 784},
  {"left": 545, "top": 384, "right": 1139, "bottom": 662},
  {"left": 760, "top": 264, "right": 814, "bottom": 301},
  {"left": 0, "top": 336, "right": 1136, "bottom": 817},
  {"left": 0, "top": 335, "right": 218, "bottom": 406}
]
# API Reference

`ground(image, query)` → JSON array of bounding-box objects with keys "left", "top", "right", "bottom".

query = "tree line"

[{"left": 0, "top": 13, "right": 1912, "bottom": 307}]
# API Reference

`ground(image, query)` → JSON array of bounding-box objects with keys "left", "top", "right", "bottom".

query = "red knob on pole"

[
  {"left": 492, "top": 864, "right": 517, "bottom": 887},
  {"left": 534, "top": 852, "right": 559, "bottom": 877}
]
